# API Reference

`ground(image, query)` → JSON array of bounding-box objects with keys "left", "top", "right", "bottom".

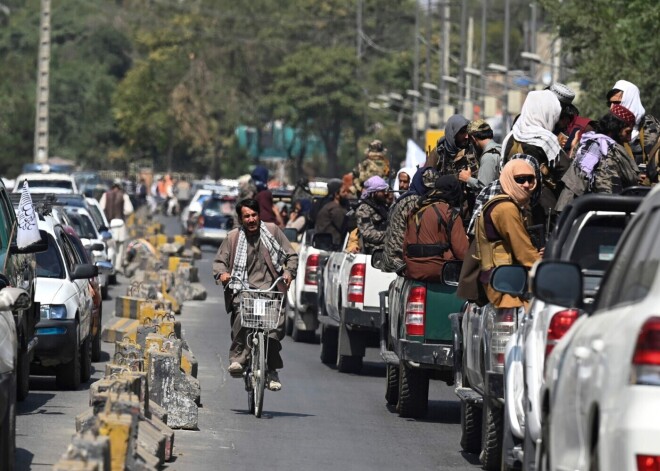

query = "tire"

[
  {"left": 522, "top": 414, "right": 537, "bottom": 471},
  {"left": 337, "top": 354, "right": 362, "bottom": 374},
  {"left": 385, "top": 364, "right": 399, "bottom": 406},
  {"left": 397, "top": 361, "right": 429, "bottom": 418},
  {"left": 253, "top": 332, "right": 266, "bottom": 418},
  {"left": 460, "top": 399, "right": 482, "bottom": 453},
  {"left": 16, "top": 346, "right": 30, "bottom": 402},
  {"left": 501, "top": 399, "right": 521, "bottom": 471},
  {"left": 284, "top": 310, "right": 294, "bottom": 336},
  {"left": 0, "top": 374, "right": 16, "bottom": 471},
  {"left": 92, "top": 325, "right": 102, "bottom": 363},
  {"left": 539, "top": 406, "right": 551, "bottom": 471},
  {"left": 80, "top": 336, "right": 92, "bottom": 383},
  {"left": 56, "top": 327, "right": 81, "bottom": 390},
  {"left": 320, "top": 324, "right": 338, "bottom": 364},
  {"left": 291, "top": 319, "right": 314, "bottom": 343},
  {"left": 480, "top": 398, "right": 504, "bottom": 471}
]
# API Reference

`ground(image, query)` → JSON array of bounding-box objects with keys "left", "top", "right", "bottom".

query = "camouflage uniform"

[
  {"left": 593, "top": 142, "right": 640, "bottom": 194},
  {"left": 356, "top": 198, "right": 389, "bottom": 254},
  {"left": 352, "top": 140, "right": 390, "bottom": 194},
  {"left": 381, "top": 168, "right": 438, "bottom": 273},
  {"left": 630, "top": 114, "right": 660, "bottom": 165}
]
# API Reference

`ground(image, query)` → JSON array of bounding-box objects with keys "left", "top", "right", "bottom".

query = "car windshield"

[
  {"left": 204, "top": 198, "right": 235, "bottom": 216},
  {"left": 67, "top": 213, "right": 98, "bottom": 239},
  {"left": 36, "top": 236, "right": 65, "bottom": 278}
]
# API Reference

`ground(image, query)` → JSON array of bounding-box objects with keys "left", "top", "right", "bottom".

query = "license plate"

[{"left": 253, "top": 299, "right": 267, "bottom": 317}]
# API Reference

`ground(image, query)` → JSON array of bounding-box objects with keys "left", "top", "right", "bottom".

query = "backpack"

[{"left": 403, "top": 201, "right": 458, "bottom": 282}]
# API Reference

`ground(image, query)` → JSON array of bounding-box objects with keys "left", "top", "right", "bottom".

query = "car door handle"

[{"left": 573, "top": 346, "right": 590, "bottom": 360}]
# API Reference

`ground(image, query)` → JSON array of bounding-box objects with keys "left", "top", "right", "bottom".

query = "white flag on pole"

[
  {"left": 405, "top": 139, "right": 427, "bottom": 169},
  {"left": 16, "top": 180, "right": 41, "bottom": 249}
]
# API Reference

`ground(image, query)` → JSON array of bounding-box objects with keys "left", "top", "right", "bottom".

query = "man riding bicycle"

[{"left": 213, "top": 198, "right": 298, "bottom": 391}]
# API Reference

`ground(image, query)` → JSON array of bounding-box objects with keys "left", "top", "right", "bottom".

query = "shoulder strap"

[{"left": 430, "top": 204, "right": 452, "bottom": 248}]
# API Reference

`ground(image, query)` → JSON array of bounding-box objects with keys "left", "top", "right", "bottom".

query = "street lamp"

[
  {"left": 520, "top": 51, "right": 542, "bottom": 63},
  {"left": 421, "top": 82, "right": 438, "bottom": 92},
  {"left": 406, "top": 89, "right": 423, "bottom": 99},
  {"left": 487, "top": 63, "right": 508, "bottom": 73}
]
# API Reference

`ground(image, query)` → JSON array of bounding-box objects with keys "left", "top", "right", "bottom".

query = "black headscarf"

[
  {"left": 443, "top": 115, "right": 470, "bottom": 157},
  {"left": 415, "top": 175, "right": 462, "bottom": 213}
]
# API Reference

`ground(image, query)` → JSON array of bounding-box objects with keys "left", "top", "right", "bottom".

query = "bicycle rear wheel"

[{"left": 253, "top": 331, "right": 266, "bottom": 418}]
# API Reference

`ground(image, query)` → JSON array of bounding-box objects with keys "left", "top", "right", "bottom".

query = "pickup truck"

[
  {"left": 0, "top": 180, "right": 47, "bottom": 402},
  {"left": 284, "top": 230, "right": 329, "bottom": 343},
  {"left": 379, "top": 261, "right": 464, "bottom": 418},
  {"left": 317, "top": 234, "right": 396, "bottom": 373}
]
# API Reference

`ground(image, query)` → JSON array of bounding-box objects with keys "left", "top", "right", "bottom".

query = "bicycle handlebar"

[{"left": 223, "top": 275, "right": 286, "bottom": 293}]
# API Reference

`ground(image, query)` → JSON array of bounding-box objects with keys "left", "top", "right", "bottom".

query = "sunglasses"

[
  {"left": 513, "top": 175, "right": 535, "bottom": 184},
  {"left": 608, "top": 100, "right": 622, "bottom": 106}
]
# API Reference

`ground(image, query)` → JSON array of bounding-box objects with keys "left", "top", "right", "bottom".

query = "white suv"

[
  {"left": 12, "top": 173, "right": 78, "bottom": 194},
  {"left": 531, "top": 184, "right": 660, "bottom": 471},
  {"left": 32, "top": 216, "right": 97, "bottom": 390}
]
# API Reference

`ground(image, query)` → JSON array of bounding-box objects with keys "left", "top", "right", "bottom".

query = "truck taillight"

[
  {"left": 405, "top": 286, "right": 426, "bottom": 337},
  {"left": 637, "top": 455, "right": 660, "bottom": 471},
  {"left": 347, "top": 263, "right": 366, "bottom": 303},
  {"left": 197, "top": 215, "right": 204, "bottom": 227},
  {"left": 545, "top": 309, "right": 580, "bottom": 358},
  {"left": 490, "top": 308, "right": 517, "bottom": 373},
  {"left": 631, "top": 316, "right": 660, "bottom": 386},
  {"left": 304, "top": 254, "right": 320, "bottom": 286}
]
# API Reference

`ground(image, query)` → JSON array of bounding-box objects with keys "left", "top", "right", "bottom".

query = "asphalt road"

[{"left": 16, "top": 215, "right": 481, "bottom": 470}]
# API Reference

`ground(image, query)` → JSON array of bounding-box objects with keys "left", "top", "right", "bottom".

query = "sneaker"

[
  {"left": 228, "top": 361, "right": 244, "bottom": 377},
  {"left": 266, "top": 370, "right": 281, "bottom": 391}
]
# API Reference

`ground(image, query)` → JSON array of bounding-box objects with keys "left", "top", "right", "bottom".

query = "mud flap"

[{"left": 338, "top": 314, "right": 366, "bottom": 357}]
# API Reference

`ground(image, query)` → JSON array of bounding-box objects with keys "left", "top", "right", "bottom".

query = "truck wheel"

[
  {"left": 397, "top": 361, "right": 429, "bottom": 418},
  {"left": 501, "top": 398, "right": 522, "bottom": 471},
  {"left": 80, "top": 336, "right": 92, "bottom": 383},
  {"left": 385, "top": 364, "right": 399, "bottom": 406},
  {"left": 292, "top": 320, "right": 315, "bottom": 343},
  {"left": 337, "top": 354, "right": 362, "bottom": 374},
  {"left": 285, "top": 310, "right": 294, "bottom": 336},
  {"left": 460, "top": 399, "right": 482, "bottom": 453},
  {"left": 56, "top": 328, "right": 81, "bottom": 390},
  {"left": 320, "top": 324, "right": 338, "bottom": 364},
  {"left": 16, "top": 346, "right": 30, "bottom": 402},
  {"left": 480, "top": 398, "right": 504, "bottom": 470}
]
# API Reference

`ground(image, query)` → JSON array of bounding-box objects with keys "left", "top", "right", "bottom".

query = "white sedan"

[{"left": 533, "top": 184, "right": 660, "bottom": 471}]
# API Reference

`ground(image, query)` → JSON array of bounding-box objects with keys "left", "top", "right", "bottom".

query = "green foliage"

[{"left": 541, "top": 0, "right": 660, "bottom": 118}]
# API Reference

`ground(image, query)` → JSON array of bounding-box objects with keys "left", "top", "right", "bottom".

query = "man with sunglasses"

[{"left": 607, "top": 80, "right": 660, "bottom": 182}]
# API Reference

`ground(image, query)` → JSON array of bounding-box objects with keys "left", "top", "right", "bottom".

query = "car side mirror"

[
  {"left": 9, "top": 229, "right": 49, "bottom": 255},
  {"left": 441, "top": 260, "right": 463, "bottom": 286},
  {"left": 531, "top": 260, "right": 583, "bottom": 308},
  {"left": 70, "top": 263, "right": 99, "bottom": 280},
  {"left": 282, "top": 228, "right": 298, "bottom": 243},
  {"left": 312, "top": 233, "right": 334, "bottom": 251},
  {"left": 371, "top": 249, "right": 384, "bottom": 270},
  {"left": 490, "top": 265, "right": 528, "bottom": 296},
  {"left": 100, "top": 231, "right": 113, "bottom": 240},
  {"left": 89, "top": 243, "right": 105, "bottom": 252},
  {"left": 95, "top": 260, "right": 113, "bottom": 275}
]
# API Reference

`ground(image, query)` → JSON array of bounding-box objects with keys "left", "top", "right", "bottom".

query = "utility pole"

[
  {"left": 503, "top": 0, "right": 511, "bottom": 130},
  {"left": 464, "top": 16, "right": 474, "bottom": 117},
  {"left": 356, "top": 0, "right": 363, "bottom": 60},
  {"left": 439, "top": 1, "right": 450, "bottom": 123},
  {"left": 480, "top": 0, "right": 487, "bottom": 116},
  {"left": 412, "top": 1, "right": 420, "bottom": 143},
  {"left": 424, "top": 0, "right": 431, "bottom": 134},
  {"left": 34, "top": 0, "right": 51, "bottom": 165},
  {"left": 458, "top": 0, "right": 468, "bottom": 115}
]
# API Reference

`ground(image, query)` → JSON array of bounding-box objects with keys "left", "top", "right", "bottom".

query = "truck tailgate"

[
  {"left": 364, "top": 262, "right": 396, "bottom": 309},
  {"left": 424, "top": 282, "right": 464, "bottom": 342}
]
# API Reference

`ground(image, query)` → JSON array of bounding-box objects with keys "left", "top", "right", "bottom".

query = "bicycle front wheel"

[{"left": 253, "top": 331, "right": 266, "bottom": 418}]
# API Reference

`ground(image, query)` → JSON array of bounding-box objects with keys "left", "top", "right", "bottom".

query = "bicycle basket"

[{"left": 239, "top": 289, "right": 285, "bottom": 330}]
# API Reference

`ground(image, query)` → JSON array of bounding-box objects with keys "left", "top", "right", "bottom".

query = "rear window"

[
  {"left": 36, "top": 235, "right": 65, "bottom": 278},
  {"left": 204, "top": 199, "right": 235, "bottom": 216},
  {"left": 568, "top": 215, "right": 628, "bottom": 272},
  {"left": 67, "top": 213, "right": 97, "bottom": 239},
  {"left": 26, "top": 180, "right": 73, "bottom": 190}
]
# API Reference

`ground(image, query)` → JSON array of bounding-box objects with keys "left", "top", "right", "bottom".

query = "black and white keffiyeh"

[
  {"left": 229, "top": 222, "right": 286, "bottom": 292},
  {"left": 467, "top": 154, "right": 542, "bottom": 236}
]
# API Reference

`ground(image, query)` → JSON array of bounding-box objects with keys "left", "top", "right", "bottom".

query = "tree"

[
  {"left": 540, "top": 0, "right": 660, "bottom": 118},
  {"left": 270, "top": 46, "right": 363, "bottom": 177}
]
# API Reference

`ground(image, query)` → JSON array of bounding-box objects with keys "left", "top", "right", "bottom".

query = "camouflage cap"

[
  {"left": 467, "top": 119, "right": 491, "bottom": 135},
  {"left": 368, "top": 139, "right": 384, "bottom": 152},
  {"left": 422, "top": 167, "right": 439, "bottom": 189}
]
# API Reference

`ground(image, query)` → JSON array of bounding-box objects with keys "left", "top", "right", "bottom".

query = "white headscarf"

[
  {"left": 612, "top": 80, "right": 646, "bottom": 141},
  {"left": 501, "top": 90, "right": 562, "bottom": 165},
  {"left": 393, "top": 167, "right": 416, "bottom": 194}
]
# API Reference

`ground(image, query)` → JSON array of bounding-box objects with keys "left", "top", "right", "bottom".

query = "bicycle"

[{"left": 225, "top": 275, "right": 285, "bottom": 418}]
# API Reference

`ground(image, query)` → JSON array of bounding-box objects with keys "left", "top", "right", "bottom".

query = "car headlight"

[{"left": 40, "top": 304, "right": 68, "bottom": 320}]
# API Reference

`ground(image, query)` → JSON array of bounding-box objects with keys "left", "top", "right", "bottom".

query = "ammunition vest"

[{"left": 473, "top": 195, "right": 514, "bottom": 271}]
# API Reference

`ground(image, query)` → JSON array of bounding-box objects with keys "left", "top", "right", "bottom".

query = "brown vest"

[{"left": 104, "top": 189, "right": 124, "bottom": 221}]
